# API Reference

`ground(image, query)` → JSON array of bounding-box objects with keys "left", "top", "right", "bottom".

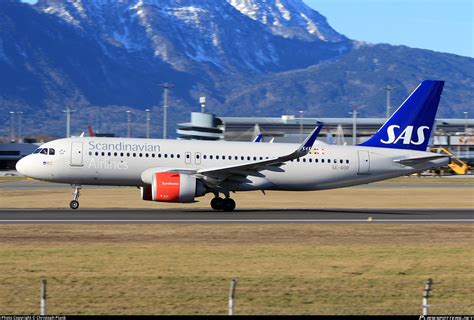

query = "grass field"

[
  {"left": 1, "top": 186, "right": 473, "bottom": 209},
  {"left": 0, "top": 224, "right": 472, "bottom": 315}
]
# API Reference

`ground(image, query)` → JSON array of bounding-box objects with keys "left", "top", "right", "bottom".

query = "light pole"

[
  {"left": 464, "top": 111, "right": 468, "bottom": 134},
  {"left": 350, "top": 110, "right": 358, "bottom": 145},
  {"left": 63, "top": 107, "right": 74, "bottom": 138},
  {"left": 299, "top": 110, "right": 304, "bottom": 142},
  {"left": 145, "top": 109, "right": 151, "bottom": 139},
  {"left": 384, "top": 85, "right": 392, "bottom": 118},
  {"left": 161, "top": 83, "right": 174, "bottom": 139},
  {"left": 9, "top": 111, "right": 15, "bottom": 143},
  {"left": 126, "top": 110, "right": 131, "bottom": 138},
  {"left": 17, "top": 111, "right": 23, "bottom": 143},
  {"left": 200, "top": 96, "right": 206, "bottom": 113}
]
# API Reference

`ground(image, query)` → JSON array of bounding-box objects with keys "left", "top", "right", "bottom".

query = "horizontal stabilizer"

[{"left": 394, "top": 155, "right": 449, "bottom": 165}]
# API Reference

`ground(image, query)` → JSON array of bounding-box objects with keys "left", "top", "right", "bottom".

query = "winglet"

[
  {"left": 299, "top": 122, "right": 323, "bottom": 152},
  {"left": 253, "top": 134, "right": 263, "bottom": 143}
]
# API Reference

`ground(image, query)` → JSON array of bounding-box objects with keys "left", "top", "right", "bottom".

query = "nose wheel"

[
  {"left": 69, "top": 184, "right": 81, "bottom": 210},
  {"left": 70, "top": 200, "right": 79, "bottom": 210},
  {"left": 210, "top": 195, "right": 236, "bottom": 212}
]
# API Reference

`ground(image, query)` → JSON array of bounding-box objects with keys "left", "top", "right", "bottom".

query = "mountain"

[{"left": 0, "top": 0, "right": 472, "bottom": 138}]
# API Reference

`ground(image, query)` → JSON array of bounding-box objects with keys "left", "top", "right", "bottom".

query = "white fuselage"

[{"left": 16, "top": 137, "right": 449, "bottom": 192}]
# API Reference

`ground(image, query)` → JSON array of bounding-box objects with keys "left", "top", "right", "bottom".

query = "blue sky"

[
  {"left": 304, "top": 0, "right": 473, "bottom": 57},
  {"left": 21, "top": 0, "right": 473, "bottom": 57}
]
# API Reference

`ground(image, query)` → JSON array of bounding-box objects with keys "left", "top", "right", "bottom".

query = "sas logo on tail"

[{"left": 381, "top": 125, "right": 430, "bottom": 145}]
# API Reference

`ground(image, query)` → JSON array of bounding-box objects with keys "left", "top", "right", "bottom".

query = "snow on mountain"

[
  {"left": 226, "top": 0, "right": 345, "bottom": 42},
  {"left": 35, "top": 0, "right": 348, "bottom": 72}
]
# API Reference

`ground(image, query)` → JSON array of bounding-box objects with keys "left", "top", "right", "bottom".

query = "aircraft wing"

[
  {"left": 196, "top": 123, "right": 323, "bottom": 184},
  {"left": 141, "top": 123, "right": 322, "bottom": 187}
]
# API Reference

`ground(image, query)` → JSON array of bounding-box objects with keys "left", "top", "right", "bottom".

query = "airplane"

[{"left": 16, "top": 80, "right": 449, "bottom": 212}]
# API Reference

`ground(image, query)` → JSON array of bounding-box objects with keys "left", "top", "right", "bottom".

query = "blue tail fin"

[{"left": 359, "top": 80, "right": 444, "bottom": 151}]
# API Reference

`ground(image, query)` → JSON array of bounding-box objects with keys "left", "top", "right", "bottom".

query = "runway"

[{"left": 0, "top": 208, "right": 472, "bottom": 224}]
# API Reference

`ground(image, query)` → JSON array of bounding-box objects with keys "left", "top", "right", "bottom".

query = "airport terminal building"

[{"left": 177, "top": 112, "right": 474, "bottom": 162}]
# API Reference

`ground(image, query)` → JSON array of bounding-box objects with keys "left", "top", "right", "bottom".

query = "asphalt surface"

[{"left": 0, "top": 208, "right": 471, "bottom": 224}]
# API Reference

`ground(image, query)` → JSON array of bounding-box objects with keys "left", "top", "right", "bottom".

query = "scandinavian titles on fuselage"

[{"left": 88, "top": 141, "right": 160, "bottom": 153}]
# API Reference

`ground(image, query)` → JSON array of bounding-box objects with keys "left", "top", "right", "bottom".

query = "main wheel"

[
  {"left": 222, "top": 198, "right": 236, "bottom": 212},
  {"left": 210, "top": 197, "right": 224, "bottom": 210},
  {"left": 70, "top": 200, "right": 79, "bottom": 210}
]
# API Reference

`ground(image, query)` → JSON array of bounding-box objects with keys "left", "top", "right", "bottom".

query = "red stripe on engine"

[{"left": 154, "top": 172, "right": 181, "bottom": 202}]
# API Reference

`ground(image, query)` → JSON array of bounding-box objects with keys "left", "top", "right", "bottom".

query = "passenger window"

[
  {"left": 302, "top": 158, "right": 306, "bottom": 162},
  {"left": 151, "top": 154, "right": 155, "bottom": 158},
  {"left": 196, "top": 154, "right": 200, "bottom": 159},
  {"left": 315, "top": 158, "right": 318, "bottom": 163},
  {"left": 234, "top": 156, "right": 238, "bottom": 160},
  {"left": 203, "top": 155, "right": 207, "bottom": 160},
  {"left": 340, "top": 159, "right": 343, "bottom": 164},
  {"left": 210, "top": 155, "right": 213, "bottom": 160},
  {"left": 164, "top": 154, "right": 167, "bottom": 158},
  {"left": 216, "top": 156, "right": 220, "bottom": 160},
  {"left": 328, "top": 159, "right": 331, "bottom": 163},
  {"left": 133, "top": 153, "right": 136, "bottom": 157},
  {"left": 297, "top": 158, "right": 300, "bottom": 162},
  {"left": 322, "top": 159, "right": 325, "bottom": 163},
  {"left": 139, "top": 153, "right": 143, "bottom": 157},
  {"left": 121, "top": 153, "right": 124, "bottom": 157},
  {"left": 170, "top": 154, "right": 174, "bottom": 158},
  {"left": 309, "top": 159, "right": 312, "bottom": 163},
  {"left": 346, "top": 160, "right": 350, "bottom": 164},
  {"left": 259, "top": 157, "right": 263, "bottom": 160},
  {"left": 241, "top": 156, "right": 245, "bottom": 160},
  {"left": 177, "top": 154, "right": 180, "bottom": 159},
  {"left": 146, "top": 153, "right": 149, "bottom": 158},
  {"left": 253, "top": 157, "right": 257, "bottom": 161},
  {"left": 40, "top": 149, "right": 48, "bottom": 155},
  {"left": 127, "top": 153, "right": 130, "bottom": 157},
  {"left": 247, "top": 156, "right": 251, "bottom": 161},
  {"left": 114, "top": 152, "right": 118, "bottom": 157},
  {"left": 108, "top": 152, "right": 111, "bottom": 156}
]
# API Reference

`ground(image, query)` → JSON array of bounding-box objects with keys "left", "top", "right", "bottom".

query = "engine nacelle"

[
  {"left": 141, "top": 185, "right": 153, "bottom": 201},
  {"left": 142, "top": 172, "right": 206, "bottom": 203}
]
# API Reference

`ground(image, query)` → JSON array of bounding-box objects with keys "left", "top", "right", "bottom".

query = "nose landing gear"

[
  {"left": 210, "top": 193, "right": 236, "bottom": 212},
  {"left": 69, "top": 184, "right": 81, "bottom": 210}
]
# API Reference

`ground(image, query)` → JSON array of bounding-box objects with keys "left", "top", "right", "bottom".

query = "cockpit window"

[
  {"left": 40, "top": 148, "right": 48, "bottom": 155},
  {"left": 49, "top": 149, "right": 55, "bottom": 155},
  {"left": 33, "top": 148, "right": 41, "bottom": 154}
]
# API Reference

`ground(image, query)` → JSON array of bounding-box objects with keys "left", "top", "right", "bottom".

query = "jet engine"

[{"left": 141, "top": 172, "right": 206, "bottom": 203}]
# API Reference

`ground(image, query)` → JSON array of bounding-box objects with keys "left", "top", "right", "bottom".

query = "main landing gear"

[
  {"left": 69, "top": 184, "right": 81, "bottom": 210},
  {"left": 210, "top": 193, "right": 236, "bottom": 212}
]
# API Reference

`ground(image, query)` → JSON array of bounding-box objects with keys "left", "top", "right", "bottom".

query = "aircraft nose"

[{"left": 16, "top": 156, "right": 31, "bottom": 177}]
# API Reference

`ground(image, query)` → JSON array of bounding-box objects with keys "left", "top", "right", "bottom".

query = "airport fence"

[{"left": 15, "top": 277, "right": 468, "bottom": 315}]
